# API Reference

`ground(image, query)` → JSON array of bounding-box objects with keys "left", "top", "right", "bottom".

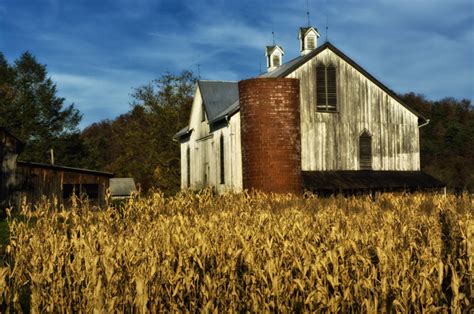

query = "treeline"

[
  {"left": 1, "top": 52, "right": 472, "bottom": 193},
  {"left": 399, "top": 93, "right": 474, "bottom": 191}
]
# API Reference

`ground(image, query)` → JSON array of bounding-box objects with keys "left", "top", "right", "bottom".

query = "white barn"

[{"left": 174, "top": 26, "right": 444, "bottom": 194}]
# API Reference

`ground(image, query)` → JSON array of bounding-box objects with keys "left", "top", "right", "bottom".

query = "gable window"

[
  {"left": 219, "top": 135, "right": 225, "bottom": 184},
  {"left": 359, "top": 131, "right": 372, "bottom": 170},
  {"left": 186, "top": 145, "right": 191, "bottom": 187},
  {"left": 316, "top": 65, "right": 337, "bottom": 112}
]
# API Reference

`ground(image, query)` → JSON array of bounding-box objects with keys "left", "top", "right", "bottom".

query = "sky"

[{"left": 1, "top": 0, "right": 473, "bottom": 129}]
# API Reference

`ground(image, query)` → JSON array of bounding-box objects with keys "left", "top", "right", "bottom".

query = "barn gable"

[{"left": 261, "top": 42, "right": 426, "bottom": 125}]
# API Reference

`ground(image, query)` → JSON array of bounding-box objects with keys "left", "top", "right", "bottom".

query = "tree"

[
  {"left": 130, "top": 71, "right": 196, "bottom": 192},
  {"left": 81, "top": 71, "right": 196, "bottom": 194},
  {"left": 0, "top": 51, "right": 82, "bottom": 164},
  {"left": 401, "top": 93, "right": 474, "bottom": 191}
]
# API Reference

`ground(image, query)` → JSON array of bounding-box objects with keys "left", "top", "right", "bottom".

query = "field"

[{"left": 0, "top": 191, "right": 472, "bottom": 312}]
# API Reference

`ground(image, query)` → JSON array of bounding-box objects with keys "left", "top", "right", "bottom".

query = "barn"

[{"left": 174, "top": 26, "right": 445, "bottom": 194}]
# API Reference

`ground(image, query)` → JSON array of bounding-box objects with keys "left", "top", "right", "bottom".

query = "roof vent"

[
  {"left": 265, "top": 45, "right": 284, "bottom": 72},
  {"left": 299, "top": 26, "right": 320, "bottom": 56}
]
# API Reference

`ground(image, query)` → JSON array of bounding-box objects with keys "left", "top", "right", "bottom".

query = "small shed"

[
  {"left": 17, "top": 161, "right": 114, "bottom": 205},
  {"left": 109, "top": 178, "right": 137, "bottom": 199}
]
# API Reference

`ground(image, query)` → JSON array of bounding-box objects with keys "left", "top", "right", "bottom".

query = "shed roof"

[
  {"left": 17, "top": 161, "right": 114, "bottom": 177},
  {"left": 110, "top": 178, "right": 136, "bottom": 196},
  {"left": 302, "top": 171, "right": 445, "bottom": 191}
]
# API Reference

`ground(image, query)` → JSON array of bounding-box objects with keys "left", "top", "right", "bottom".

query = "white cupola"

[
  {"left": 298, "top": 26, "right": 320, "bottom": 56},
  {"left": 265, "top": 45, "right": 284, "bottom": 72}
]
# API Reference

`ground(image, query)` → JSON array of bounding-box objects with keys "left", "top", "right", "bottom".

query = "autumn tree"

[{"left": 81, "top": 71, "right": 196, "bottom": 194}]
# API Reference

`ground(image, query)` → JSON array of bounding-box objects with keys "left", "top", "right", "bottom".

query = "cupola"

[
  {"left": 265, "top": 45, "right": 284, "bottom": 72},
  {"left": 298, "top": 26, "right": 320, "bottom": 56}
]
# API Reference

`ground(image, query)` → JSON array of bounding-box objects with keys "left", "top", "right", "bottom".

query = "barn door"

[{"left": 359, "top": 131, "right": 372, "bottom": 170}]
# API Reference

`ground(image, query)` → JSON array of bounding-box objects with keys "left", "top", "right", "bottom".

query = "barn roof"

[
  {"left": 17, "top": 161, "right": 114, "bottom": 177},
  {"left": 302, "top": 171, "right": 445, "bottom": 191},
  {"left": 174, "top": 42, "right": 428, "bottom": 138},
  {"left": 198, "top": 80, "right": 239, "bottom": 123},
  {"left": 259, "top": 42, "right": 427, "bottom": 124}
]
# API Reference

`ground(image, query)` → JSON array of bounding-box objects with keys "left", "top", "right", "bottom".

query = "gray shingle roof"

[
  {"left": 209, "top": 99, "right": 240, "bottom": 124},
  {"left": 258, "top": 54, "right": 306, "bottom": 78},
  {"left": 173, "top": 126, "right": 191, "bottom": 141},
  {"left": 198, "top": 81, "right": 239, "bottom": 122}
]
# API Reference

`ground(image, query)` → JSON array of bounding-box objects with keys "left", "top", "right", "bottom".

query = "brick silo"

[{"left": 239, "top": 78, "right": 302, "bottom": 194}]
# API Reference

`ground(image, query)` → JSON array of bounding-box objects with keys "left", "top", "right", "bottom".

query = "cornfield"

[{"left": 0, "top": 191, "right": 472, "bottom": 312}]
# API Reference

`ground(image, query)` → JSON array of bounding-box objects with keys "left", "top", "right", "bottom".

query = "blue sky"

[{"left": 1, "top": 0, "right": 473, "bottom": 128}]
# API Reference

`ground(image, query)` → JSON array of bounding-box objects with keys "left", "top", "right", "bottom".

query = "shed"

[
  {"left": 109, "top": 178, "right": 137, "bottom": 199},
  {"left": 17, "top": 161, "right": 114, "bottom": 205}
]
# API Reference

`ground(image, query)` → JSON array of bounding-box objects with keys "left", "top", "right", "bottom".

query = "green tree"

[
  {"left": 81, "top": 71, "right": 196, "bottom": 194},
  {"left": 130, "top": 70, "right": 195, "bottom": 192},
  {"left": 0, "top": 51, "right": 81, "bottom": 164}
]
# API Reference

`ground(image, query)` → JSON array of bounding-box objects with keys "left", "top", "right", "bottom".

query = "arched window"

[
  {"left": 220, "top": 135, "right": 225, "bottom": 184},
  {"left": 359, "top": 131, "right": 372, "bottom": 170},
  {"left": 316, "top": 64, "right": 337, "bottom": 112}
]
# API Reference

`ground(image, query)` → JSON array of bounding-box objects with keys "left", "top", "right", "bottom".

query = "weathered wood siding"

[
  {"left": 180, "top": 86, "right": 242, "bottom": 193},
  {"left": 16, "top": 163, "right": 111, "bottom": 205},
  {"left": 286, "top": 49, "right": 420, "bottom": 171}
]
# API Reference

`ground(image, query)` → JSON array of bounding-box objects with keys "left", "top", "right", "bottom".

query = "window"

[
  {"left": 63, "top": 184, "right": 79, "bottom": 200},
  {"left": 359, "top": 131, "right": 372, "bottom": 170},
  {"left": 316, "top": 65, "right": 337, "bottom": 112},
  {"left": 186, "top": 145, "right": 191, "bottom": 187},
  {"left": 82, "top": 184, "right": 99, "bottom": 199},
  {"left": 307, "top": 36, "right": 315, "bottom": 49},
  {"left": 219, "top": 135, "right": 225, "bottom": 184},
  {"left": 62, "top": 184, "right": 99, "bottom": 200},
  {"left": 272, "top": 55, "right": 280, "bottom": 67}
]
